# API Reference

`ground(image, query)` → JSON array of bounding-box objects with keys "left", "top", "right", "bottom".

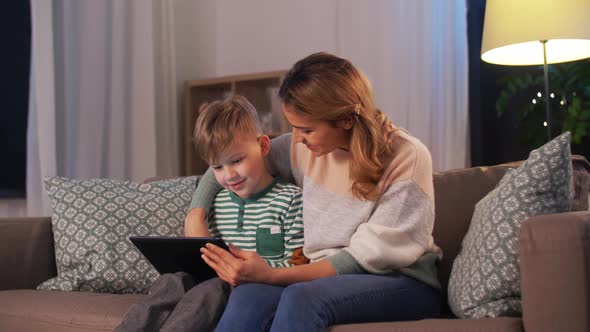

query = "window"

[{"left": 0, "top": 2, "right": 30, "bottom": 197}]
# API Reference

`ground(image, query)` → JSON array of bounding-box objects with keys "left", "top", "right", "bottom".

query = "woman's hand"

[{"left": 201, "top": 243, "right": 274, "bottom": 286}]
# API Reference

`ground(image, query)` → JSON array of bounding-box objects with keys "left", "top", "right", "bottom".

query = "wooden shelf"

[{"left": 181, "top": 71, "right": 289, "bottom": 176}]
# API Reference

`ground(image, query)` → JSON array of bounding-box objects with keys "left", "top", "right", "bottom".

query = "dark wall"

[
  {"left": 468, "top": 0, "right": 533, "bottom": 166},
  {"left": 468, "top": 0, "right": 590, "bottom": 166},
  {"left": 0, "top": 2, "right": 30, "bottom": 197}
]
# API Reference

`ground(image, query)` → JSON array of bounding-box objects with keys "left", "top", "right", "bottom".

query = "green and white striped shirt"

[{"left": 208, "top": 178, "right": 304, "bottom": 268}]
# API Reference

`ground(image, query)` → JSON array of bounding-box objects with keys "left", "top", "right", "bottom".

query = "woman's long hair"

[{"left": 279, "top": 52, "right": 398, "bottom": 200}]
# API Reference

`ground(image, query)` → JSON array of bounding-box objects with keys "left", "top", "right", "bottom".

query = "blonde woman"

[{"left": 189, "top": 52, "right": 442, "bottom": 331}]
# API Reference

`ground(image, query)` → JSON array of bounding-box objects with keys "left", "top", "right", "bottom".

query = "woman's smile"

[{"left": 305, "top": 144, "right": 319, "bottom": 151}]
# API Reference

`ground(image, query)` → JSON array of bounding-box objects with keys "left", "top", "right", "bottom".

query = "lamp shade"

[{"left": 481, "top": 0, "right": 590, "bottom": 65}]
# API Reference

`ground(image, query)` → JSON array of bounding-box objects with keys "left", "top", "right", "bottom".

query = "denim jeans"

[{"left": 215, "top": 274, "right": 441, "bottom": 332}]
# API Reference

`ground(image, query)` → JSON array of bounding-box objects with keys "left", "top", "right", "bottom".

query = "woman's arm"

[
  {"left": 201, "top": 243, "right": 336, "bottom": 286},
  {"left": 188, "top": 168, "right": 223, "bottom": 213},
  {"left": 328, "top": 181, "right": 438, "bottom": 274},
  {"left": 270, "top": 260, "right": 336, "bottom": 285},
  {"left": 265, "top": 134, "right": 295, "bottom": 184},
  {"left": 184, "top": 208, "right": 210, "bottom": 237},
  {"left": 183, "top": 168, "right": 223, "bottom": 236}
]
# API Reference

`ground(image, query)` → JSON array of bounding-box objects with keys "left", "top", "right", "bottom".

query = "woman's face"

[{"left": 283, "top": 104, "right": 352, "bottom": 157}]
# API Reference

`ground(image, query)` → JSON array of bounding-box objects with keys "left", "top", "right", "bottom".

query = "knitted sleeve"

[
  {"left": 326, "top": 180, "right": 439, "bottom": 274},
  {"left": 326, "top": 138, "right": 440, "bottom": 275}
]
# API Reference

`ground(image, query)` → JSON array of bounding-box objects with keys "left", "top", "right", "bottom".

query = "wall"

[
  {"left": 173, "top": 0, "right": 218, "bottom": 85},
  {"left": 215, "top": 0, "right": 338, "bottom": 76},
  {"left": 199, "top": 0, "right": 469, "bottom": 171},
  {"left": 0, "top": 1, "right": 466, "bottom": 218},
  {"left": 0, "top": 200, "right": 27, "bottom": 218}
]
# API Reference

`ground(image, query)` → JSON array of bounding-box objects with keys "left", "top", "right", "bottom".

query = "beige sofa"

[{"left": 1, "top": 158, "right": 589, "bottom": 332}]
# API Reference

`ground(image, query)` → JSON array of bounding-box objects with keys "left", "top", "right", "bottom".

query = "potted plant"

[{"left": 495, "top": 58, "right": 590, "bottom": 156}]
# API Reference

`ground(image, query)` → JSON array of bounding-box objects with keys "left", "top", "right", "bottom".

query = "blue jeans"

[{"left": 215, "top": 274, "right": 441, "bottom": 332}]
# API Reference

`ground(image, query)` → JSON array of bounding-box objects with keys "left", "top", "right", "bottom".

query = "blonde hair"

[
  {"left": 279, "top": 52, "right": 398, "bottom": 200},
  {"left": 193, "top": 95, "right": 261, "bottom": 163}
]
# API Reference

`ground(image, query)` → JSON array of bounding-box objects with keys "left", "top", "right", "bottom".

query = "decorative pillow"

[
  {"left": 448, "top": 132, "right": 574, "bottom": 318},
  {"left": 38, "top": 176, "right": 197, "bottom": 294}
]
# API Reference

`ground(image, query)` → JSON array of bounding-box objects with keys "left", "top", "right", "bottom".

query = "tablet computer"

[{"left": 129, "top": 236, "right": 228, "bottom": 282}]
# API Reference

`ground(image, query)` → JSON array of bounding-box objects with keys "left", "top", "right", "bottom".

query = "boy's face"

[{"left": 210, "top": 134, "right": 272, "bottom": 198}]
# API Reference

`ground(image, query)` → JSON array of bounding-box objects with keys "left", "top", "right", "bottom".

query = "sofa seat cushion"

[
  {"left": 330, "top": 317, "right": 522, "bottom": 332},
  {"left": 0, "top": 290, "right": 143, "bottom": 332}
]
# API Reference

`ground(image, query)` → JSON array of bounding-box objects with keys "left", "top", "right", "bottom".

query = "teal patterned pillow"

[
  {"left": 448, "top": 132, "right": 574, "bottom": 318},
  {"left": 38, "top": 176, "right": 197, "bottom": 294}
]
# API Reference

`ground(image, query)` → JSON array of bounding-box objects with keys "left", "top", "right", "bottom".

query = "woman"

[{"left": 190, "top": 52, "right": 442, "bottom": 331}]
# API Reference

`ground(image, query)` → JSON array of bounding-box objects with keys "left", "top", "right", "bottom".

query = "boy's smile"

[
  {"left": 228, "top": 178, "right": 246, "bottom": 190},
  {"left": 210, "top": 134, "right": 273, "bottom": 198}
]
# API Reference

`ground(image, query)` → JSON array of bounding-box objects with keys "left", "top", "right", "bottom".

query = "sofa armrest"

[
  {"left": 0, "top": 217, "right": 57, "bottom": 290},
  {"left": 519, "top": 211, "right": 590, "bottom": 332}
]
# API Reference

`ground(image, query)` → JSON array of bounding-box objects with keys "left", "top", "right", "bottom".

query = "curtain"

[
  {"left": 337, "top": 0, "right": 469, "bottom": 171},
  {"left": 25, "top": 0, "right": 176, "bottom": 217},
  {"left": 26, "top": 0, "right": 57, "bottom": 216},
  {"left": 19, "top": 0, "right": 469, "bottom": 217}
]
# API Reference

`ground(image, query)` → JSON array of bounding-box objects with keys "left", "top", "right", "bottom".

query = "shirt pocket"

[{"left": 255, "top": 224, "right": 285, "bottom": 258}]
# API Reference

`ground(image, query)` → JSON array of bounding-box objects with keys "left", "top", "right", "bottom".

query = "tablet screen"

[{"left": 129, "top": 236, "right": 229, "bottom": 282}]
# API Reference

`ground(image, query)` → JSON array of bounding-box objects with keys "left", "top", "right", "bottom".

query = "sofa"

[{"left": 1, "top": 157, "right": 589, "bottom": 332}]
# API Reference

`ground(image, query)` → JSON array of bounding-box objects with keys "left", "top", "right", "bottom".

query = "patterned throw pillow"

[
  {"left": 448, "top": 132, "right": 574, "bottom": 318},
  {"left": 38, "top": 176, "right": 197, "bottom": 294}
]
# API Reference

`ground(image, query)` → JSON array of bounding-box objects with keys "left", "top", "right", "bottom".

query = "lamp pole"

[{"left": 541, "top": 40, "right": 552, "bottom": 141}]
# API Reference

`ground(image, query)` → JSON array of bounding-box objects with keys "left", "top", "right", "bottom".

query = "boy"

[{"left": 115, "top": 95, "right": 304, "bottom": 332}]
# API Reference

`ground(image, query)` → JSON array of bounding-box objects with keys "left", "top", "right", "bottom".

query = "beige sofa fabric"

[
  {"left": 330, "top": 317, "right": 522, "bottom": 332},
  {"left": 0, "top": 217, "right": 55, "bottom": 290},
  {"left": 0, "top": 157, "right": 588, "bottom": 331},
  {"left": 0, "top": 290, "right": 143, "bottom": 332},
  {"left": 519, "top": 212, "right": 590, "bottom": 332}
]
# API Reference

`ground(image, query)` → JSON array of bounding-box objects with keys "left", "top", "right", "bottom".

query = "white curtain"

[
  {"left": 17, "top": 0, "right": 468, "bottom": 218},
  {"left": 337, "top": 0, "right": 469, "bottom": 171},
  {"left": 24, "top": 0, "right": 178, "bottom": 217},
  {"left": 26, "top": 0, "right": 57, "bottom": 217}
]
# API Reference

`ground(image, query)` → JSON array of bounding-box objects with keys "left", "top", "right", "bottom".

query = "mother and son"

[{"left": 115, "top": 52, "right": 443, "bottom": 332}]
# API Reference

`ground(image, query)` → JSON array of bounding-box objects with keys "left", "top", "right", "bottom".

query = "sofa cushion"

[
  {"left": 38, "top": 176, "right": 197, "bottom": 294},
  {"left": 0, "top": 290, "right": 143, "bottom": 332},
  {"left": 447, "top": 132, "right": 574, "bottom": 318},
  {"left": 330, "top": 317, "right": 522, "bottom": 332},
  {"left": 432, "top": 164, "right": 511, "bottom": 309},
  {"left": 433, "top": 154, "right": 590, "bottom": 303}
]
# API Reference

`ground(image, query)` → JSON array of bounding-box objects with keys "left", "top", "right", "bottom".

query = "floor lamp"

[{"left": 481, "top": 0, "right": 590, "bottom": 141}]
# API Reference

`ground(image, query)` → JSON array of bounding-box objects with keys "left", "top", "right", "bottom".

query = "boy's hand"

[
  {"left": 201, "top": 243, "right": 273, "bottom": 286},
  {"left": 184, "top": 208, "right": 211, "bottom": 237}
]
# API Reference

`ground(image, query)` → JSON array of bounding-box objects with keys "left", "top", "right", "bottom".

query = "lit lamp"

[{"left": 481, "top": 0, "right": 590, "bottom": 141}]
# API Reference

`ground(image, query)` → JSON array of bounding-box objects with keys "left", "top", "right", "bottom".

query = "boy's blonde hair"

[{"left": 194, "top": 95, "right": 262, "bottom": 163}]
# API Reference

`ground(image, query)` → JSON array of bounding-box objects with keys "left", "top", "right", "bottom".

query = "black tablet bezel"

[{"left": 129, "top": 236, "right": 228, "bottom": 282}]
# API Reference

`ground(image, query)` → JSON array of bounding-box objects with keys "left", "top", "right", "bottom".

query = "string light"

[
  {"left": 537, "top": 92, "right": 542, "bottom": 97},
  {"left": 543, "top": 121, "right": 548, "bottom": 127},
  {"left": 532, "top": 99, "right": 537, "bottom": 104}
]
